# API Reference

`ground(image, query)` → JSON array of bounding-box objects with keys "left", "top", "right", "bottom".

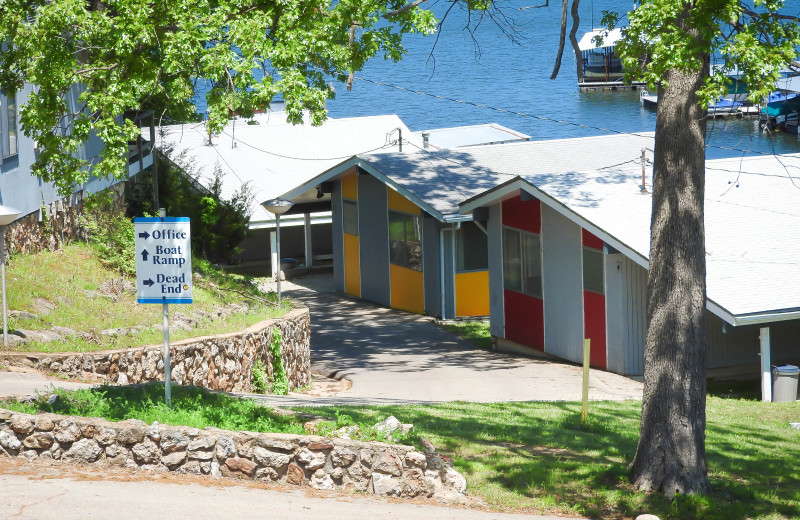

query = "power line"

[{"left": 350, "top": 74, "right": 794, "bottom": 158}]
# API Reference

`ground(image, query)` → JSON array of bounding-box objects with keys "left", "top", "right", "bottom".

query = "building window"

[
  {"left": 389, "top": 211, "right": 422, "bottom": 271},
  {"left": 503, "top": 227, "right": 541, "bottom": 297},
  {"left": 1, "top": 91, "right": 19, "bottom": 160},
  {"left": 456, "top": 221, "right": 488, "bottom": 272},
  {"left": 343, "top": 199, "right": 358, "bottom": 235},
  {"left": 582, "top": 247, "right": 604, "bottom": 294}
]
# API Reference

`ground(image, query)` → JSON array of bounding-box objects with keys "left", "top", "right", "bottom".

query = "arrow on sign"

[
  {"left": 141, "top": 249, "right": 149, "bottom": 261},
  {"left": 138, "top": 231, "right": 150, "bottom": 239},
  {"left": 142, "top": 278, "right": 155, "bottom": 287}
]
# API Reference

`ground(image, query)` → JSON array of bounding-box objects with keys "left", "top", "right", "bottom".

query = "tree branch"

[{"left": 383, "top": 0, "right": 426, "bottom": 19}]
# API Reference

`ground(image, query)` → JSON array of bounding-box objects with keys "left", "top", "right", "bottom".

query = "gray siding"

[
  {"left": 331, "top": 182, "right": 345, "bottom": 292},
  {"left": 1, "top": 83, "right": 148, "bottom": 220},
  {"left": 488, "top": 203, "right": 505, "bottom": 338},
  {"left": 357, "top": 174, "right": 390, "bottom": 307},
  {"left": 707, "top": 315, "right": 800, "bottom": 368},
  {"left": 707, "top": 313, "right": 760, "bottom": 368},
  {"left": 541, "top": 205, "right": 584, "bottom": 363},
  {"left": 442, "top": 227, "right": 457, "bottom": 319},
  {"left": 605, "top": 254, "right": 647, "bottom": 375},
  {"left": 423, "top": 217, "right": 443, "bottom": 318}
]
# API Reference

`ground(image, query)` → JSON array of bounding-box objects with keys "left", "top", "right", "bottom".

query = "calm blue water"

[{"left": 322, "top": 0, "right": 800, "bottom": 159}]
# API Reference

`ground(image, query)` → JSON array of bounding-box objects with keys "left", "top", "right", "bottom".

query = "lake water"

[{"left": 322, "top": 0, "right": 800, "bottom": 160}]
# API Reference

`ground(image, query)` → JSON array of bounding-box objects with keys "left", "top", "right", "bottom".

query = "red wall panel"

[
  {"left": 582, "top": 228, "right": 603, "bottom": 250},
  {"left": 504, "top": 289, "right": 545, "bottom": 351},
  {"left": 583, "top": 290, "right": 607, "bottom": 369},
  {"left": 502, "top": 196, "right": 541, "bottom": 234}
]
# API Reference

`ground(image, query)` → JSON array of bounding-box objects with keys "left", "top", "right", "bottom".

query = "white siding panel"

[
  {"left": 624, "top": 258, "right": 647, "bottom": 375},
  {"left": 541, "top": 205, "right": 584, "bottom": 363}
]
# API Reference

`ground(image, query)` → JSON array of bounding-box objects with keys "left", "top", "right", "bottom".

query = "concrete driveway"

[{"left": 257, "top": 273, "right": 642, "bottom": 405}]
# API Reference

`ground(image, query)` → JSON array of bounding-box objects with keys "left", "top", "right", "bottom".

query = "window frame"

[
  {"left": 388, "top": 209, "right": 422, "bottom": 271},
  {"left": 502, "top": 226, "right": 542, "bottom": 298},
  {"left": 342, "top": 199, "right": 359, "bottom": 236},
  {"left": 456, "top": 221, "right": 489, "bottom": 273},
  {"left": 582, "top": 246, "right": 605, "bottom": 295},
  {"left": 1, "top": 91, "right": 19, "bottom": 161}
]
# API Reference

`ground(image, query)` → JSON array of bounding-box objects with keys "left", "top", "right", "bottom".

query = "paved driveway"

[{"left": 257, "top": 273, "right": 642, "bottom": 405}]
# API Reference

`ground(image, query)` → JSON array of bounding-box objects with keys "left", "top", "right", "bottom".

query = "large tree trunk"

[{"left": 630, "top": 25, "right": 711, "bottom": 495}]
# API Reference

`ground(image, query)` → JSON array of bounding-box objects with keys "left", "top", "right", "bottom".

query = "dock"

[{"left": 579, "top": 81, "right": 647, "bottom": 91}]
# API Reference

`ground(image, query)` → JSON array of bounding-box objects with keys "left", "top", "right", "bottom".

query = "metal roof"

[
  {"left": 577, "top": 28, "right": 624, "bottom": 51},
  {"left": 460, "top": 151, "right": 800, "bottom": 325},
  {"left": 410, "top": 124, "right": 530, "bottom": 149},
  {"left": 155, "top": 112, "right": 419, "bottom": 223},
  {"left": 350, "top": 132, "right": 655, "bottom": 220}
]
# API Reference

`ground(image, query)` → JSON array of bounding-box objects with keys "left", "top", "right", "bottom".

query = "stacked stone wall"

[
  {"left": 2, "top": 307, "right": 311, "bottom": 393},
  {"left": 0, "top": 409, "right": 467, "bottom": 501}
]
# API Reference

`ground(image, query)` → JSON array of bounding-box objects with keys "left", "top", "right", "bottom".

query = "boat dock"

[{"left": 579, "top": 81, "right": 647, "bottom": 91}]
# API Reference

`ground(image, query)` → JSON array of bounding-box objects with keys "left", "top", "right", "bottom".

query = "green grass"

[
  {"left": 4, "top": 242, "right": 289, "bottom": 353},
  {"left": 295, "top": 399, "right": 800, "bottom": 520},
  {"left": 437, "top": 320, "right": 493, "bottom": 350},
  {"left": 0, "top": 384, "right": 414, "bottom": 444},
  {"left": 2, "top": 382, "right": 798, "bottom": 519}
]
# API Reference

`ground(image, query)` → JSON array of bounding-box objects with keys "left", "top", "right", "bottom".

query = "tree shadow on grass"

[{"left": 309, "top": 401, "right": 800, "bottom": 520}]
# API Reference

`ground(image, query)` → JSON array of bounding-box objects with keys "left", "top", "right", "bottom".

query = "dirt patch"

[{"left": 298, "top": 372, "right": 351, "bottom": 397}]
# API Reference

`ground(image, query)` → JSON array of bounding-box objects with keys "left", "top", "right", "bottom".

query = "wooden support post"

[
  {"left": 582, "top": 338, "right": 590, "bottom": 426},
  {"left": 760, "top": 327, "right": 772, "bottom": 402}
]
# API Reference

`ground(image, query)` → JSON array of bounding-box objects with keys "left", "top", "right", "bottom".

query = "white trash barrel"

[{"left": 772, "top": 365, "right": 799, "bottom": 402}]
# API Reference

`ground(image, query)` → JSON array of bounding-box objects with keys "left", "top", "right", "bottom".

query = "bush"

[
  {"left": 126, "top": 150, "right": 253, "bottom": 264},
  {"left": 79, "top": 192, "right": 137, "bottom": 276}
]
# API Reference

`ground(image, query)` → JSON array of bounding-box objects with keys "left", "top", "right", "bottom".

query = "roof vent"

[{"left": 422, "top": 132, "right": 430, "bottom": 149}]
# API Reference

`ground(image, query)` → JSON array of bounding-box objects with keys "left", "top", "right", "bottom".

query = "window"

[
  {"left": 582, "top": 247, "right": 604, "bottom": 294},
  {"left": 343, "top": 200, "right": 358, "bottom": 235},
  {"left": 1, "top": 91, "right": 19, "bottom": 160},
  {"left": 389, "top": 211, "right": 422, "bottom": 271},
  {"left": 503, "top": 227, "right": 541, "bottom": 297},
  {"left": 457, "top": 221, "right": 488, "bottom": 272}
]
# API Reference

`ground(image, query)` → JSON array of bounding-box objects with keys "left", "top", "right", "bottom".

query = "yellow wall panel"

[
  {"left": 387, "top": 187, "right": 420, "bottom": 215},
  {"left": 344, "top": 233, "right": 361, "bottom": 297},
  {"left": 342, "top": 172, "right": 358, "bottom": 200},
  {"left": 390, "top": 264, "right": 424, "bottom": 314},
  {"left": 455, "top": 270, "right": 490, "bottom": 317}
]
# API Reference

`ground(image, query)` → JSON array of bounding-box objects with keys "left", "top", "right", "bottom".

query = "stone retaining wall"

[
  {"left": 0, "top": 409, "right": 467, "bottom": 502},
  {"left": 2, "top": 307, "right": 311, "bottom": 393}
]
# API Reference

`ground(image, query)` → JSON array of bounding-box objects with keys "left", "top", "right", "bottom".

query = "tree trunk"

[{"left": 630, "top": 23, "right": 711, "bottom": 495}]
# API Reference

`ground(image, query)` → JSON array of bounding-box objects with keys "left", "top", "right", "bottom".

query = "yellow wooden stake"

[{"left": 581, "top": 338, "right": 590, "bottom": 426}]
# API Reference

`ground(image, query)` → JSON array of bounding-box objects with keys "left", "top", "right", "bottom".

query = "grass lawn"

[
  {"left": 0, "top": 383, "right": 411, "bottom": 444},
  {"left": 3, "top": 242, "right": 288, "bottom": 353},
  {"left": 437, "top": 320, "right": 493, "bottom": 350},
  {"left": 302, "top": 398, "right": 800, "bottom": 520},
  {"left": 4, "top": 383, "right": 798, "bottom": 519}
]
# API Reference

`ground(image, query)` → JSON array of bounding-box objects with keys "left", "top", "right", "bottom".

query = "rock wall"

[
  {"left": 0, "top": 409, "right": 467, "bottom": 502},
  {"left": 3, "top": 307, "right": 311, "bottom": 393},
  {"left": 4, "top": 185, "right": 126, "bottom": 255}
]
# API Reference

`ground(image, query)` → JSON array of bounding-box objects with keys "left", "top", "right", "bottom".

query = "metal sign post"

[{"left": 134, "top": 210, "right": 192, "bottom": 406}]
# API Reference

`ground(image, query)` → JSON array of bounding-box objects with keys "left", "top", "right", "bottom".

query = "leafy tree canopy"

[
  {"left": 0, "top": 0, "right": 436, "bottom": 195},
  {"left": 602, "top": 0, "right": 800, "bottom": 105}
]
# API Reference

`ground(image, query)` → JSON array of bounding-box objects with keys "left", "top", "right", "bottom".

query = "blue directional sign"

[{"left": 134, "top": 217, "right": 193, "bottom": 304}]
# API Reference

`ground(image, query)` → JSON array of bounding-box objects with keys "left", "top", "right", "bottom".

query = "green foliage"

[
  {"left": 79, "top": 192, "right": 138, "bottom": 276},
  {"left": 269, "top": 328, "right": 289, "bottom": 395},
  {"left": 127, "top": 158, "right": 252, "bottom": 264},
  {"left": 606, "top": 0, "right": 800, "bottom": 106},
  {"left": 0, "top": 0, "right": 436, "bottom": 194},
  {"left": 4, "top": 384, "right": 306, "bottom": 434},
  {"left": 251, "top": 358, "right": 268, "bottom": 394}
]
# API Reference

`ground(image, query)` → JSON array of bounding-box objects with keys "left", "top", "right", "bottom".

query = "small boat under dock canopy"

[{"left": 578, "top": 28, "right": 645, "bottom": 90}]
